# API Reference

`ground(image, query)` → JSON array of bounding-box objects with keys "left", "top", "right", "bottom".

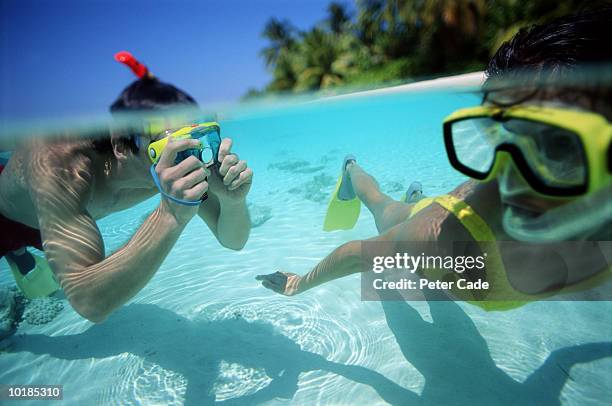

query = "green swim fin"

[
  {"left": 6, "top": 253, "right": 60, "bottom": 299},
  {"left": 323, "top": 156, "right": 361, "bottom": 231}
]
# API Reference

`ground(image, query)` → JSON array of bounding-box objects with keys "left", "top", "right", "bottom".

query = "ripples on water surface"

[{"left": 1, "top": 90, "right": 611, "bottom": 405}]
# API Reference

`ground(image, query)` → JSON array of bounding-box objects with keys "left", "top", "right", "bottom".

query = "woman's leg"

[{"left": 346, "top": 162, "right": 412, "bottom": 234}]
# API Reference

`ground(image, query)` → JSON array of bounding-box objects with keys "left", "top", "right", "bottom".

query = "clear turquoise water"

[{"left": 1, "top": 89, "right": 611, "bottom": 405}]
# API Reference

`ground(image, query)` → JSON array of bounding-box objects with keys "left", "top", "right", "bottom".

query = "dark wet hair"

[
  {"left": 484, "top": 6, "right": 612, "bottom": 110},
  {"left": 94, "top": 77, "right": 198, "bottom": 154},
  {"left": 109, "top": 76, "right": 197, "bottom": 112}
]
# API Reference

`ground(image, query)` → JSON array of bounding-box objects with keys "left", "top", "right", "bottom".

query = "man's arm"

[
  {"left": 198, "top": 191, "right": 250, "bottom": 250},
  {"left": 40, "top": 197, "right": 187, "bottom": 323},
  {"left": 31, "top": 138, "right": 206, "bottom": 323},
  {"left": 198, "top": 138, "right": 252, "bottom": 250}
]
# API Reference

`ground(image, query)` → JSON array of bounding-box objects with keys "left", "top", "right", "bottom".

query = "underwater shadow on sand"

[
  {"left": 8, "top": 295, "right": 612, "bottom": 405},
  {"left": 8, "top": 303, "right": 414, "bottom": 405},
  {"left": 380, "top": 288, "right": 612, "bottom": 405}
]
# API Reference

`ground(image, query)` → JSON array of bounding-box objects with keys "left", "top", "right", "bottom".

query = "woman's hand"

[
  {"left": 208, "top": 138, "right": 252, "bottom": 201},
  {"left": 256, "top": 271, "right": 303, "bottom": 296}
]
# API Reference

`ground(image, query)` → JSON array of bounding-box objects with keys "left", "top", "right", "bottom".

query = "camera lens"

[{"left": 200, "top": 146, "right": 214, "bottom": 165}]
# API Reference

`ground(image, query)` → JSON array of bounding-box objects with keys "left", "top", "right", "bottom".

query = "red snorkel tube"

[
  {"left": 113, "top": 51, "right": 208, "bottom": 205},
  {"left": 114, "top": 51, "right": 153, "bottom": 79}
]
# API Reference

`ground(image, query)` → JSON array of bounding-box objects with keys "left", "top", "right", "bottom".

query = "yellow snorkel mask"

[
  {"left": 443, "top": 105, "right": 612, "bottom": 241},
  {"left": 443, "top": 105, "right": 612, "bottom": 197}
]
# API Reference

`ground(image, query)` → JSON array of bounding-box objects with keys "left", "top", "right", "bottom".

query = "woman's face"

[{"left": 483, "top": 88, "right": 610, "bottom": 239}]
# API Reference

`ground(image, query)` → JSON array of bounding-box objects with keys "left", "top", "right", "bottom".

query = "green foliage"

[
  {"left": 346, "top": 58, "right": 413, "bottom": 87},
  {"left": 246, "top": 0, "right": 604, "bottom": 98}
]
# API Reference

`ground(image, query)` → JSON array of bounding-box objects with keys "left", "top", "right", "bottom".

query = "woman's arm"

[
  {"left": 257, "top": 223, "right": 409, "bottom": 295},
  {"left": 256, "top": 240, "right": 362, "bottom": 296}
]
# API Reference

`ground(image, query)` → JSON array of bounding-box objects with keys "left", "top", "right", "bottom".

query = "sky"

[{"left": 0, "top": 0, "right": 340, "bottom": 120}]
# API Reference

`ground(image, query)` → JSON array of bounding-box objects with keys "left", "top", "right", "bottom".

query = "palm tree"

[
  {"left": 355, "top": 0, "right": 385, "bottom": 50},
  {"left": 327, "top": 2, "right": 351, "bottom": 34},
  {"left": 292, "top": 28, "right": 366, "bottom": 91},
  {"left": 260, "top": 18, "right": 296, "bottom": 68},
  {"left": 354, "top": 0, "right": 417, "bottom": 62},
  {"left": 293, "top": 28, "right": 340, "bottom": 91},
  {"left": 251, "top": 0, "right": 590, "bottom": 96},
  {"left": 266, "top": 50, "right": 299, "bottom": 92},
  {"left": 415, "top": 0, "right": 486, "bottom": 72}
]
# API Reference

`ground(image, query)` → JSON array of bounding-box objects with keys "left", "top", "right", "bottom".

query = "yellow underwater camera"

[
  {"left": 147, "top": 121, "right": 222, "bottom": 206},
  {"left": 147, "top": 121, "right": 222, "bottom": 166}
]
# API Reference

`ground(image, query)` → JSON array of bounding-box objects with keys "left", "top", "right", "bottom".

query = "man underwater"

[
  {"left": 258, "top": 8, "right": 612, "bottom": 310},
  {"left": 0, "top": 52, "right": 253, "bottom": 322}
]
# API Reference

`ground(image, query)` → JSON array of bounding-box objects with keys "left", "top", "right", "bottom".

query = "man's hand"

[
  {"left": 208, "top": 138, "right": 252, "bottom": 201},
  {"left": 155, "top": 137, "right": 210, "bottom": 224},
  {"left": 256, "top": 271, "right": 302, "bottom": 296}
]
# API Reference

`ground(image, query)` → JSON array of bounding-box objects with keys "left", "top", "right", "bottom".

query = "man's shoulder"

[
  {"left": 29, "top": 140, "right": 94, "bottom": 175},
  {"left": 26, "top": 141, "right": 97, "bottom": 201}
]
